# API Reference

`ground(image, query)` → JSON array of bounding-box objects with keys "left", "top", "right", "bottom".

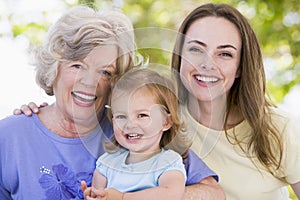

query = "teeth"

[
  {"left": 195, "top": 76, "right": 218, "bottom": 83},
  {"left": 126, "top": 133, "right": 142, "bottom": 139},
  {"left": 72, "top": 92, "right": 96, "bottom": 101}
]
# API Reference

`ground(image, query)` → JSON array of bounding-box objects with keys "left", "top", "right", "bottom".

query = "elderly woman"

[
  {"left": 6, "top": 6, "right": 224, "bottom": 200},
  {"left": 0, "top": 6, "right": 135, "bottom": 199}
]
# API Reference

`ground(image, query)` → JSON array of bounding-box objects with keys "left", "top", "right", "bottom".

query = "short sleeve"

[
  {"left": 281, "top": 117, "right": 300, "bottom": 184},
  {"left": 184, "top": 149, "right": 218, "bottom": 185},
  {"left": 162, "top": 152, "right": 187, "bottom": 181}
]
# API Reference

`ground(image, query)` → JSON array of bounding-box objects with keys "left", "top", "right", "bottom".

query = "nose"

[
  {"left": 123, "top": 118, "right": 138, "bottom": 129},
  {"left": 200, "top": 54, "right": 215, "bottom": 70},
  {"left": 78, "top": 70, "right": 99, "bottom": 87},
  {"left": 115, "top": 117, "right": 138, "bottom": 131}
]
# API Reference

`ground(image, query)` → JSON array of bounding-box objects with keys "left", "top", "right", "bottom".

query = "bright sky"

[
  {"left": 0, "top": 0, "right": 66, "bottom": 119},
  {"left": 0, "top": 0, "right": 299, "bottom": 121}
]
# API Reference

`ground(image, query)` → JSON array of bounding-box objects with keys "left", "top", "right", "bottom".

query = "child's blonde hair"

[{"left": 105, "top": 66, "right": 191, "bottom": 159}]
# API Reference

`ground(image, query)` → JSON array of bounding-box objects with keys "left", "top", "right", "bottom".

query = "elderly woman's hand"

[{"left": 13, "top": 102, "right": 48, "bottom": 116}]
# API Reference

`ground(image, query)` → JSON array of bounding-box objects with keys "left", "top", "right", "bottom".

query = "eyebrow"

[
  {"left": 81, "top": 60, "right": 116, "bottom": 69},
  {"left": 187, "top": 40, "right": 237, "bottom": 50}
]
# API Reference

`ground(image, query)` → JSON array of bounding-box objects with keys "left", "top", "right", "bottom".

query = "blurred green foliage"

[
  {"left": 6, "top": 0, "right": 300, "bottom": 104},
  {"left": 92, "top": 0, "right": 300, "bottom": 104}
]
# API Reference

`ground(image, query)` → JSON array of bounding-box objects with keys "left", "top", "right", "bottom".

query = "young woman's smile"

[{"left": 180, "top": 16, "right": 241, "bottom": 102}]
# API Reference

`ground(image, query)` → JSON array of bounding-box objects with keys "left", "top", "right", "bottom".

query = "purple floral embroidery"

[{"left": 39, "top": 164, "right": 92, "bottom": 200}]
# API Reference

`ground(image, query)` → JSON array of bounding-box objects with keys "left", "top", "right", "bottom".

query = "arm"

[
  {"left": 123, "top": 175, "right": 224, "bottom": 200},
  {"left": 81, "top": 170, "right": 108, "bottom": 199},
  {"left": 82, "top": 174, "right": 224, "bottom": 200},
  {"left": 122, "top": 170, "right": 185, "bottom": 200},
  {"left": 81, "top": 170, "right": 185, "bottom": 200},
  {"left": 92, "top": 170, "right": 108, "bottom": 189},
  {"left": 291, "top": 181, "right": 300, "bottom": 199},
  {"left": 184, "top": 176, "right": 225, "bottom": 200},
  {"left": 84, "top": 149, "right": 225, "bottom": 200},
  {"left": 183, "top": 149, "right": 225, "bottom": 199}
]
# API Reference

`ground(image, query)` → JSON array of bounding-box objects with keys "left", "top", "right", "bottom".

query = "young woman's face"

[
  {"left": 111, "top": 88, "right": 170, "bottom": 154},
  {"left": 53, "top": 45, "right": 117, "bottom": 125},
  {"left": 180, "top": 16, "right": 241, "bottom": 102}
]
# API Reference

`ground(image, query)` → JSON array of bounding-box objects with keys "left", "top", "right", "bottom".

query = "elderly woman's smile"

[
  {"left": 50, "top": 45, "right": 118, "bottom": 127},
  {"left": 71, "top": 91, "right": 98, "bottom": 106}
]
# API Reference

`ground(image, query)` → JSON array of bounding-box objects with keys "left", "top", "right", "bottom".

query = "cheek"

[
  {"left": 179, "top": 64, "right": 193, "bottom": 91},
  {"left": 53, "top": 74, "right": 76, "bottom": 95},
  {"left": 144, "top": 117, "right": 164, "bottom": 133},
  {"left": 112, "top": 119, "right": 123, "bottom": 132},
  {"left": 180, "top": 57, "right": 193, "bottom": 69},
  {"left": 224, "top": 65, "right": 239, "bottom": 80},
  {"left": 221, "top": 68, "right": 239, "bottom": 90},
  {"left": 112, "top": 122, "right": 122, "bottom": 137}
]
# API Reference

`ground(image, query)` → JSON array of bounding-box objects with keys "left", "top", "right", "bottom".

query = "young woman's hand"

[{"left": 13, "top": 102, "right": 48, "bottom": 116}]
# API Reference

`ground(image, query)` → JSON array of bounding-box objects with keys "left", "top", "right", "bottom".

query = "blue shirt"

[
  {"left": 0, "top": 114, "right": 112, "bottom": 200},
  {"left": 96, "top": 148, "right": 186, "bottom": 192},
  {"left": 0, "top": 114, "right": 217, "bottom": 199}
]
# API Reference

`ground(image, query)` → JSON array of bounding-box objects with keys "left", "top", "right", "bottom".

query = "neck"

[
  {"left": 126, "top": 149, "right": 161, "bottom": 164},
  {"left": 38, "top": 104, "right": 99, "bottom": 138},
  {"left": 188, "top": 94, "right": 227, "bottom": 130},
  {"left": 188, "top": 94, "right": 244, "bottom": 130}
]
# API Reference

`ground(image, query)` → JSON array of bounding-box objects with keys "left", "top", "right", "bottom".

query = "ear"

[{"left": 162, "top": 114, "right": 173, "bottom": 131}]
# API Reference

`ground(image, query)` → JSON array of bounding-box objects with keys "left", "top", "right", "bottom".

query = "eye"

[
  {"left": 137, "top": 113, "right": 150, "bottom": 118},
  {"left": 99, "top": 70, "right": 112, "bottom": 77},
  {"left": 219, "top": 52, "right": 233, "bottom": 58},
  {"left": 70, "top": 64, "right": 82, "bottom": 69},
  {"left": 114, "top": 114, "right": 127, "bottom": 120},
  {"left": 98, "top": 65, "right": 115, "bottom": 80},
  {"left": 189, "top": 46, "right": 204, "bottom": 53}
]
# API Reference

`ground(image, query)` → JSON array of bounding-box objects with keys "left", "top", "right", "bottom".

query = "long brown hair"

[{"left": 172, "top": 3, "right": 283, "bottom": 176}]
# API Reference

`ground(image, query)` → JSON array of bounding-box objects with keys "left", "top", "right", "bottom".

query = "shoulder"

[
  {"left": 0, "top": 114, "right": 43, "bottom": 147},
  {"left": 158, "top": 149, "right": 182, "bottom": 162},
  {"left": 0, "top": 114, "right": 28, "bottom": 125},
  {"left": 0, "top": 114, "right": 35, "bottom": 134},
  {"left": 268, "top": 107, "right": 297, "bottom": 134},
  {"left": 269, "top": 107, "right": 290, "bottom": 123},
  {"left": 97, "top": 149, "right": 127, "bottom": 166},
  {"left": 153, "top": 149, "right": 184, "bottom": 171}
]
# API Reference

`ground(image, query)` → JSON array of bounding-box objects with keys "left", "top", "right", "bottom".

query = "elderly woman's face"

[{"left": 53, "top": 45, "right": 118, "bottom": 123}]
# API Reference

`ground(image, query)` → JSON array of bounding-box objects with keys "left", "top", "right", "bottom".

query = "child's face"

[{"left": 111, "top": 87, "right": 171, "bottom": 154}]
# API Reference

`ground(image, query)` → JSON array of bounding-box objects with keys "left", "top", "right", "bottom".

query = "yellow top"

[{"left": 182, "top": 105, "right": 300, "bottom": 200}]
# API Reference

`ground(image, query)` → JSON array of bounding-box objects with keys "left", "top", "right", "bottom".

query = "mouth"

[
  {"left": 194, "top": 75, "right": 219, "bottom": 83},
  {"left": 71, "top": 91, "right": 97, "bottom": 104},
  {"left": 125, "top": 133, "right": 143, "bottom": 140}
]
